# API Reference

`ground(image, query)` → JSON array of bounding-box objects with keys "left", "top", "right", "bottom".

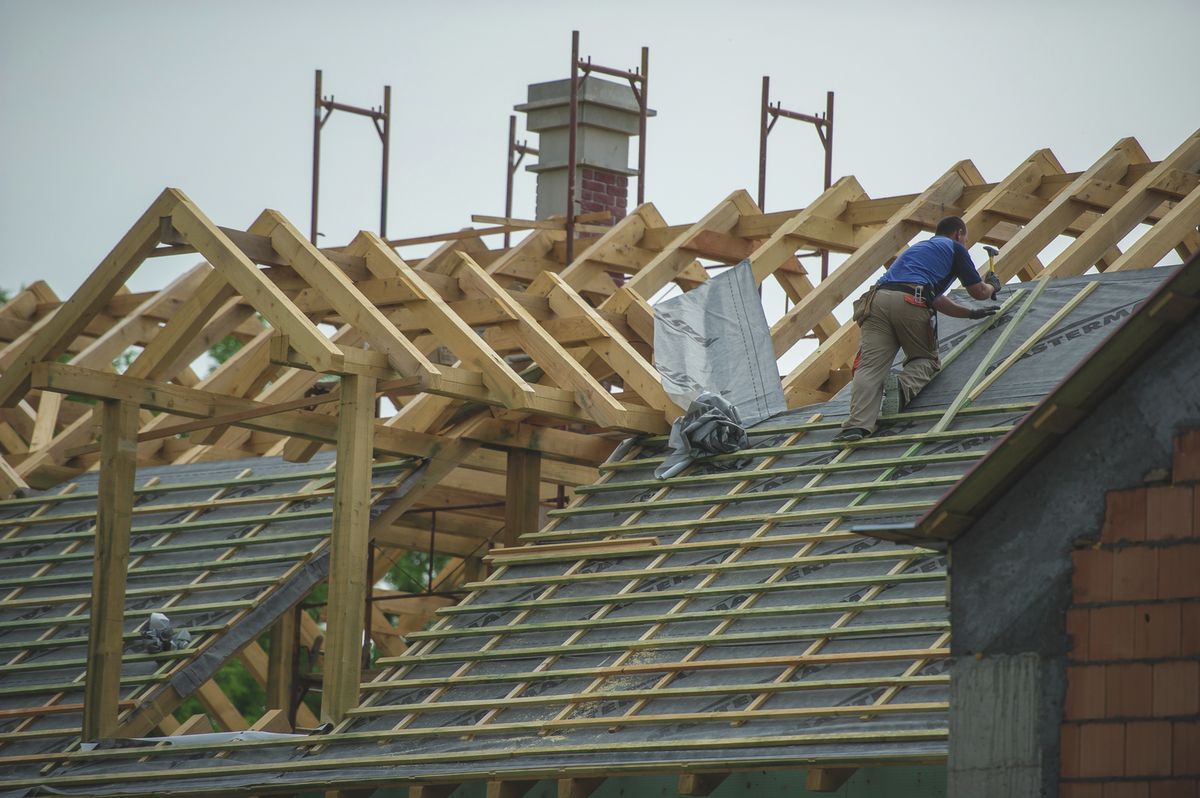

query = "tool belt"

[{"left": 878, "top": 282, "right": 934, "bottom": 309}]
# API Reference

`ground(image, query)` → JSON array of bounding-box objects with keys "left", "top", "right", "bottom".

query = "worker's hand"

[
  {"left": 985, "top": 272, "right": 1003, "bottom": 299},
  {"left": 968, "top": 306, "right": 1000, "bottom": 320}
]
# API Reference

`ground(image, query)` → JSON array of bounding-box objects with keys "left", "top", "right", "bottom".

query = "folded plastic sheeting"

[
  {"left": 654, "top": 392, "right": 750, "bottom": 479},
  {"left": 653, "top": 261, "right": 785, "bottom": 478},
  {"left": 77, "top": 730, "right": 305, "bottom": 751}
]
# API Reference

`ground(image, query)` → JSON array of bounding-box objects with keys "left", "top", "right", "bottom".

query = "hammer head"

[{"left": 983, "top": 245, "right": 1000, "bottom": 258}]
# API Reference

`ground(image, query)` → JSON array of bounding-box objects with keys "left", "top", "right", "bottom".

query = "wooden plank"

[
  {"left": 367, "top": 439, "right": 480, "bottom": 534},
  {"left": 486, "top": 537, "right": 658, "bottom": 563},
  {"left": 454, "top": 253, "right": 629, "bottom": 429},
  {"left": 770, "top": 161, "right": 985, "bottom": 358},
  {"left": 1107, "top": 184, "right": 1200, "bottom": 271},
  {"left": 16, "top": 269, "right": 240, "bottom": 484},
  {"left": 348, "top": 231, "right": 532, "bottom": 405},
  {"left": 0, "top": 188, "right": 179, "bottom": 407},
  {"left": 30, "top": 363, "right": 612, "bottom": 474},
  {"left": 196, "top": 679, "right": 248, "bottom": 732},
  {"left": 409, "top": 785, "right": 458, "bottom": 798},
  {"left": 678, "top": 772, "right": 730, "bottom": 795},
  {"left": 81, "top": 398, "right": 138, "bottom": 740},
  {"left": 622, "top": 190, "right": 753, "bottom": 299},
  {"left": 746, "top": 176, "right": 868, "bottom": 286},
  {"left": 266, "top": 609, "right": 297, "bottom": 713},
  {"left": 781, "top": 321, "right": 859, "bottom": 407},
  {"left": 257, "top": 211, "right": 439, "bottom": 378},
  {"left": 375, "top": 523, "right": 494, "bottom": 558},
  {"left": 503, "top": 449, "right": 542, "bottom": 547},
  {"left": 321, "top": 373, "right": 376, "bottom": 722},
  {"left": 989, "top": 137, "right": 1150, "bottom": 280},
  {"left": 0, "top": 454, "right": 28, "bottom": 500},
  {"left": 960, "top": 148, "right": 1065, "bottom": 245},
  {"left": 172, "top": 714, "right": 213, "bottom": 736},
  {"left": 806, "top": 767, "right": 856, "bottom": 792},
  {"left": 27, "top": 391, "right": 62, "bottom": 452},
  {"left": 1041, "top": 129, "right": 1200, "bottom": 278},
  {"left": 487, "top": 780, "right": 539, "bottom": 798},
  {"left": 557, "top": 205, "right": 659, "bottom": 298},
  {"left": 529, "top": 271, "right": 680, "bottom": 418},
  {"left": 170, "top": 199, "right": 342, "bottom": 372},
  {"left": 558, "top": 777, "right": 604, "bottom": 798}
]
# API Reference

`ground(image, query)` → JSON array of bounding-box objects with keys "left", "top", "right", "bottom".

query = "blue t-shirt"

[{"left": 878, "top": 236, "right": 981, "bottom": 296}]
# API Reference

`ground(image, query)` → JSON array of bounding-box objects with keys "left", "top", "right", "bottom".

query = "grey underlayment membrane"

[{"left": 0, "top": 267, "right": 1174, "bottom": 796}]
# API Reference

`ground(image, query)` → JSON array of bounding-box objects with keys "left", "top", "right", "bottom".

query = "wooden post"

[
  {"left": 503, "top": 448, "right": 542, "bottom": 547},
  {"left": 806, "top": 768, "right": 856, "bottom": 792},
  {"left": 266, "top": 607, "right": 297, "bottom": 713},
  {"left": 321, "top": 373, "right": 376, "bottom": 723},
  {"left": 82, "top": 398, "right": 138, "bottom": 740},
  {"left": 678, "top": 772, "right": 730, "bottom": 796}
]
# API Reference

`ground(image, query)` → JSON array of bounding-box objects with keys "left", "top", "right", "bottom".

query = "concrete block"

[{"left": 948, "top": 653, "right": 1043, "bottom": 795}]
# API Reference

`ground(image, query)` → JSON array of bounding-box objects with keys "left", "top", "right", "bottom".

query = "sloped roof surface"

[
  {"left": 6, "top": 266, "right": 1175, "bottom": 796},
  {"left": 0, "top": 454, "right": 416, "bottom": 790}
]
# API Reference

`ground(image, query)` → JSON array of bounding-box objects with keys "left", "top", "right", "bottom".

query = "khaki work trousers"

[{"left": 843, "top": 289, "right": 940, "bottom": 432}]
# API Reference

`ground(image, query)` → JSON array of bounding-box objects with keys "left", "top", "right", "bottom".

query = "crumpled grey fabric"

[
  {"left": 655, "top": 393, "right": 750, "bottom": 479},
  {"left": 141, "top": 612, "right": 191, "bottom": 654}
]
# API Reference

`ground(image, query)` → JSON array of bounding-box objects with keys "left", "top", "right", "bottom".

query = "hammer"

[{"left": 982, "top": 245, "right": 1002, "bottom": 297}]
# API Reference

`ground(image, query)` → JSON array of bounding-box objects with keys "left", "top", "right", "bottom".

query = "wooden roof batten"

[{"left": 0, "top": 128, "right": 1199, "bottom": 794}]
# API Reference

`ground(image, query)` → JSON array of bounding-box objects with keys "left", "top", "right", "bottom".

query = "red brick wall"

[
  {"left": 579, "top": 167, "right": 628, "bottom": 224},
  {"left": 1061, "top": 429, "right": 1200, "bottom": 796}
]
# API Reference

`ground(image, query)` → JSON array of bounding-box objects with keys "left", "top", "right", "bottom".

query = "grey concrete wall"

[
  {"left": 948, "top": 654, "right": 1042, "bottom": 796},
  {"left": 947, "top": 312, "right": 1200, "bottom": 796}
]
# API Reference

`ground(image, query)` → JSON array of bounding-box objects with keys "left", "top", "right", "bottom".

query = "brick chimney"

[{"left": 515, "top": 76, "right": 654, "bottom": 224}]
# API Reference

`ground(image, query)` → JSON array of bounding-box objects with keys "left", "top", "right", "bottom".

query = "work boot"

[
  {"left": 833, "top": 427, "right": 870, "bottom": 443},
  {"left": 881, "top": 373, "right": 904, "bottom": 416}
]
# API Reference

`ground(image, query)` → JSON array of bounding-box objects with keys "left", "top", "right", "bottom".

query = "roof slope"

[
  {"left": 0, "top": 454, "right": 419, "bottom": 789},
  {"left": 4, "top": 266, "right": 1177, "bottom": 796}
]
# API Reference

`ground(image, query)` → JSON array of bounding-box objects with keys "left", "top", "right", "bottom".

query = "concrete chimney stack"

[{"left": 515, "top": 76, "right": 655, "bottom": 223}]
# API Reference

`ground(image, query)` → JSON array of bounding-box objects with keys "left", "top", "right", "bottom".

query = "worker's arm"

[
  {"left": 965, "top": 281, "right": 995, "bottom": 301},
  {"left": 932, "top": 295, "right": 997, "bottom": 319},
  {"left": 950, "top": 242, "right": 1002, "bottom": 301}
]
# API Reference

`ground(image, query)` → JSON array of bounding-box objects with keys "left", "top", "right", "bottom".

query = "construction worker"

[{"left": 833, "top": 216, "right": 1001, "bottom": 442}]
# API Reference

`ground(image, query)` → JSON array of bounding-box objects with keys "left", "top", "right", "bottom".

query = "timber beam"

[{"left": 30, "top": 363, "right": 614, "bottom": 473}]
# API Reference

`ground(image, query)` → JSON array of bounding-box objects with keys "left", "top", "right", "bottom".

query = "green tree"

[{"left": 206, "top": 334, "right": 244, "bottom": 374}]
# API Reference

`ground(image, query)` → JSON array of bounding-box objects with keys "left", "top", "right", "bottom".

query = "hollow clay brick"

[
  {"left": 1153, "top": 661, "right": 1200, "bottom": 717},
  {"left": 1068, "top": 664, "right": 1108, "bottom": 719},
  {"left": 1147, "top": 485, "right": 1195, "bottom": 541},
  {"left": 1114, "top": 547, "right": 1161, "bottom": 602},
  {"left": 1080, "top": 722, "right": 1126, "bottom": 778},
  {"left": 1126, "top": 721, "right": 1173, "bottom": 777},
  {"left": 1091, "top": 605, "right": 1137, "bottom": 660},
  {"left": 1076, "top": 548, "right": 1116, "bottom": 603},
  {"left": 1108, "top": 663, "right": 1153, "bottom": 718},
  {"left": 1105, "top": 488, "right": 1149, "bottom": 543}
]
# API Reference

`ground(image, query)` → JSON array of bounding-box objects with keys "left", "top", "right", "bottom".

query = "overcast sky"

[{"left": 2, "top": 0, "right": 1197, "bottom": 366}]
